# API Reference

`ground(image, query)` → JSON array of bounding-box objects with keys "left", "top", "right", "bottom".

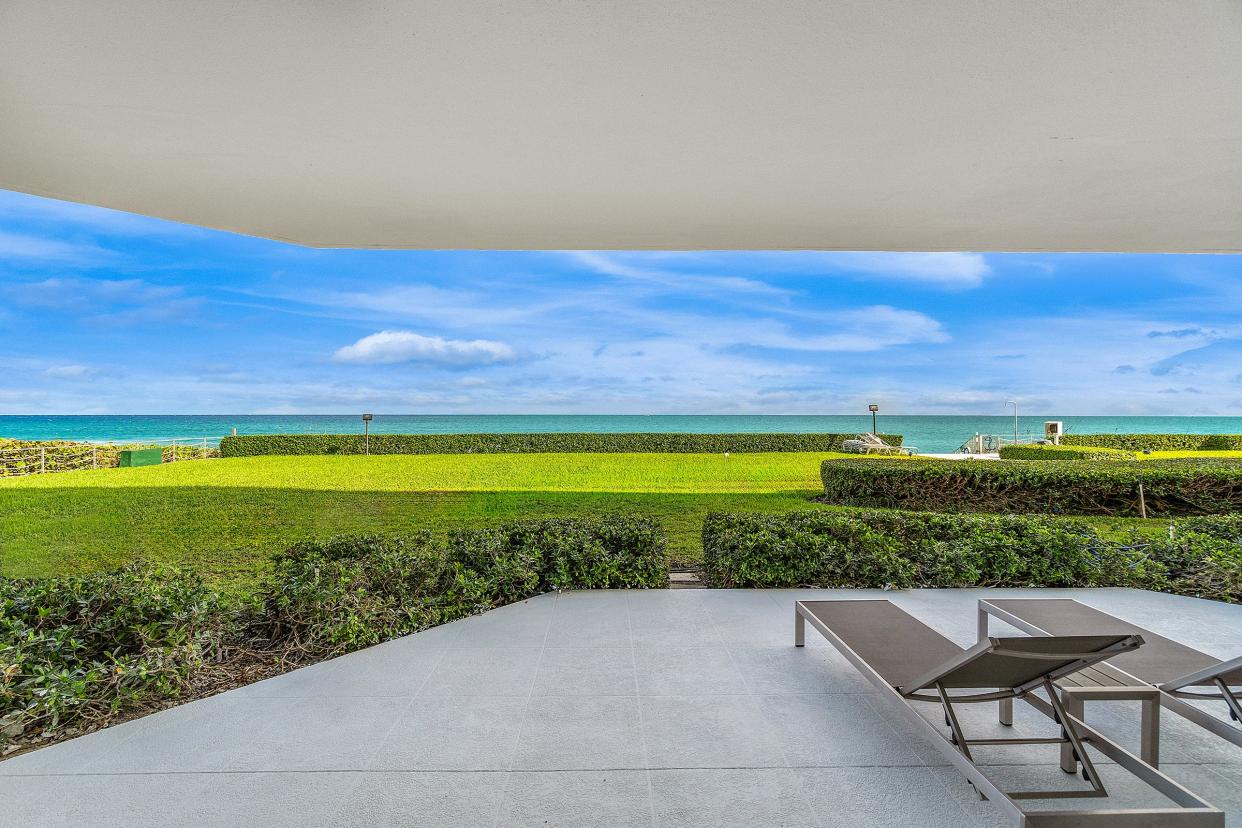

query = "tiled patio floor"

[{"left": 2, "top": 588, "right": 1240, "bottom": 826}]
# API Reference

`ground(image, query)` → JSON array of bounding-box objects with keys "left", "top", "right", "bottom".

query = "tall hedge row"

[
  {"left": 219, "top": 432, "right": 901, "bottom": 457},
  {"left": 1062, "top": 433, "right": 1242, "bottom": 451},
  {"left": 820, "top": 458, "right": 1242, "bottom": 516},
  {"left": 702, "top": 509, "right": 1241, "bottom": 602}
]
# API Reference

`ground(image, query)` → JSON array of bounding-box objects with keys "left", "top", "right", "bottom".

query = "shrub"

[
  {"left": 0, "top": 564, "right": 233, "bottom": 740},
  {"left": 820, "top": 458, "right": 1242, "bottom": 516},
  {"left": 1062, "top": 434, "right": 1242, "bottom": 451},
  {"left": 702, "top": 510, "right": 1154, "bottom": 589},
  {"left": 701, "top": 510, "right": 1221, "bottom": 597},
  {"left": 998, "top": 444, "right": 1133, "bottom": 461},
  {"left": 218, "top": 432, "right": 902, "bottom": 457},
  {"left": 253, "top": 516, "right": 668, "bottom": 657},
  {"left": 253, "top": 533, "right": 466, "bottom": 655},
  {"left": 453, "top": 516, "right": 668, "bottom": 593},
  {"left": 701, "top": 511, "right": 914, "bottom": 588}
]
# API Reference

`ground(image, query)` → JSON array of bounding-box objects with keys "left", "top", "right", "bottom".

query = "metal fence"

[{"left": 0, "top": 437, "right": 221, "bottom": 478}]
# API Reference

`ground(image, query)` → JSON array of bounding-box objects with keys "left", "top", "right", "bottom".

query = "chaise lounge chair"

[
  {"left": 841, "top": 432, "right": 918, "bottom": 456},
  {"left": 795, "top": 599, "right": 1223, "bottom": 826},
  {"left": 979, "top": 599, "right": 1242, "bottom": 760}
]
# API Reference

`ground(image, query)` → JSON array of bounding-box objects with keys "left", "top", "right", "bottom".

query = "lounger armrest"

[{"left": 1159, "top": 654, "right": 1242, "bottom": 692}]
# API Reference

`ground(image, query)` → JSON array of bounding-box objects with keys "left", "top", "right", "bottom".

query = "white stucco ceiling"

[{"left": 2, "top": 1, "right": 1240, "bottom": 251}]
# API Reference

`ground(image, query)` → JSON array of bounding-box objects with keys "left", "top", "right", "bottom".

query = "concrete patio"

[{"left": 2, "top": 587, "right": 1240, "bottom": 827}]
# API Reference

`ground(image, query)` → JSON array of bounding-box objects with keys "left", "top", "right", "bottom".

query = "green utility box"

[{"left": 119, "top": 448, "right": 163, "bottom": 467}]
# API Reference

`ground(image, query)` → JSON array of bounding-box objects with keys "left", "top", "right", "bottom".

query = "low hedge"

[
  {"left": 0, "top": 564, "right": 234, "bottom": 742},
  {"left": 820, "top": 458, "right": 1242, "bottom": 516},
  {"left": 2, "top": 515, "right": 668, "bottom": 749},
  {"left": 1062, "top": 434, "right": 1242, "bottom": 451},
  {"left": 998, "top": 444, "right": 1133, "bottom": 461},
  {"left": 701, "top": 509, "right": 1239, "bottom": 602},
  {"left": 218, "top": 432, "right": 901, "bottom": 457}
]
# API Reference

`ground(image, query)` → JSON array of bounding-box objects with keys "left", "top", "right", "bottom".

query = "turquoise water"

[{"left": 4, "top": 414, "right": 1242, "bottom": 453}]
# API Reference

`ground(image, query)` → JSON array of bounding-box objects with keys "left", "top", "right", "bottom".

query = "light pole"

[
  {"left": 1005, "top": 400, "right": 1018, "bottom": 444},
  {"left": 868, "top": 403, "right": 879, "bottom": 436},
  {"left": 362, "top": 413, "right": 373, "bottom": 455}
]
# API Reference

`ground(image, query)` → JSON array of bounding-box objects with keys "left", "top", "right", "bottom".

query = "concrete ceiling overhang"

[{"left": 2, "top": 1, "right": 1241, "bottom": 252}]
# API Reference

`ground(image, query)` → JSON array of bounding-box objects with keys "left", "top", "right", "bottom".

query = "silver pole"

[
  {"left": 1005, "top": 400, "right": 1018, "bottom": 444},
  {"left": 40, "top": 446, "right": 46, "bottom": 473}
]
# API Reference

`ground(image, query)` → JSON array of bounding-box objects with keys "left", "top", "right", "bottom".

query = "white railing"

[
  {"left": 956, "top": 433, "right": 1048, "bottom": 453},
  {"left": 0, "top": 437, "right": 221, "bottom": 478}
]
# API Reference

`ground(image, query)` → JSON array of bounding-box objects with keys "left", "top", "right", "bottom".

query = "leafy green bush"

[
  {"left": 218, "top": 432, "right": 901, "bottom": 457},
  {"left": 820, "top": 458, "right": 1242, "bottom": 516},
  {"left": 701, "top": 510, "right": 1156, "bottom": 590},
  {"left": 452, "top": 517, "right": 668, "bottom": 594},
  {"left": 701, "top": 507, "right": 1242, "bottom": 601},
  {"left": 0, "top": 564, "right": 233, "bottom": 741},
  {"left": 998, "top": 444, "right": 1133, "bottom": 461},
  {"left": 253, "top": 516, "right": 668, "bottom": 657},
  {"left": 253, "top": 533, "right": 466, "bottom": 655},
  {"left": 1062, "top": 434, "right": 1242, "bottom": 451}
]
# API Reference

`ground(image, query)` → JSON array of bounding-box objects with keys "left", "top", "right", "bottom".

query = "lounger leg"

[
  {"left": 977, "top": 607, "right": 1012, "bottom": 725},
  {"left": 1141, "top": 696, "right": 1160, "bottom": 767},
  {"left": 794, "top": 607, "right": 805, "bottom": 647},
  {"left": 1060, "top": 691, "right": 1084, "bottom": 774}
]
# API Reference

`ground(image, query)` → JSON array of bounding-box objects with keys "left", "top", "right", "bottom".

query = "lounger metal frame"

[
  {"left": 979, "top": 600, "right": 1242, "bottom": 751},
  {"left": 796, "top": 600, "right": 1223, "bottom": 827}
]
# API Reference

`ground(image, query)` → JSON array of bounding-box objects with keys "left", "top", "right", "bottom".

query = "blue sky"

[{"left": 2, "top": 188, "right": 1241, "bottom": 415}]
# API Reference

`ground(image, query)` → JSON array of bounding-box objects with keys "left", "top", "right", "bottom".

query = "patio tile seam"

[
  {"left": 697, "top": 585, "right": 828, "bottom": 828},
  {"left": 499, "top": 590, "right": 558, "bottom": 781},
  {"left": 626, "top": 588, "right": 660, "bottom": 828},
  {"left": 0, "top": 761, "right": 1081, "bottom": 779}
]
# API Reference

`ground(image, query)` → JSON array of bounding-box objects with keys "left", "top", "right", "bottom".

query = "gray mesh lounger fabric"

[
  {"left": 987, "top": 598, "right": 1241, "bottom": 686},
  {"left": 796, "top": 599, "right": 963, "bottom": 688},
  {"left": 797, "top": 599, "right": 1137, "bottom": 694}
]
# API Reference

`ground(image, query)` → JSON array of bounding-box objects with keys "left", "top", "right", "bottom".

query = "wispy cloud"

[
  {"left": 811, "top": 252, "right": 991, "bottom": 288},
  {"left": 0, "top": 230, "right": 108, "bottom": 264},
  {"left": 565, "top": 251, "right": 790, "bottom": 298},
  {"left": 44, "top": 364, "right": 91, "bottom": 379},
  {"left": 332, "top": 330, "right": 522, "bottom": 368},
  {"left": 4, "top": 276, "right": 197, "bottom": 323}
]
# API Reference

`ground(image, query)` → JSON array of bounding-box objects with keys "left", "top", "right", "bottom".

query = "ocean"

[{"left": 3, "top": 414, "right": 1242, "bottom": 453}]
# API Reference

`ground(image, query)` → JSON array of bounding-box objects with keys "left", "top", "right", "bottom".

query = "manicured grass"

[
  {"left": 0, "top": 453, "right": 863, "bottom": 592},
  {"left": 0, "top": 452, "right": 865, "bottom": 494}
]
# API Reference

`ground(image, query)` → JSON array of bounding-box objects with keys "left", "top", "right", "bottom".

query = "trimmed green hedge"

[
  {"left": 820, "top": 458, "right": 1242, "bottom": 516},
  {"left": 219, "top": 432, "right": 901, "bottom": 457},
  {"left": 998, "top": 444, "right": 1133, "bottom": 461},
  {"left": 1062, "top": 434, "right": 1242, "bottom": 451},
  {"left": 256, "top": 515, "right": 667, "bottom": 656},
  {"left": 701, "top": 509, "right": 1238, "bottom": 602}
]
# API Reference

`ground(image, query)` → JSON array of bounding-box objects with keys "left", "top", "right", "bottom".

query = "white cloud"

[
  {"left": 566, "top": 251, "right": 790, "bottom": 298},
  {"left": 332, "top": 330, "right": 520, "bottom": 367},
  {"left": 5, "top": 276, "right": 197, "bottom": 323},
  {"left": 813, "top": 252, "right": 990, "bottom": 288},
  {"left": 44, "top": 364, "right": 90, "bottom": 378},
  {"left": 0, "top": 230, "right": 107, "bottom": 264}
]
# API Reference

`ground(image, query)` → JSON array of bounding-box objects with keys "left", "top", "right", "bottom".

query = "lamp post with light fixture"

[
  {"left": 362, "top": 413, "right": 373, "bottom": 455},
  {"left": 868, "top": 404, "right": 879, "bottom": 436}
]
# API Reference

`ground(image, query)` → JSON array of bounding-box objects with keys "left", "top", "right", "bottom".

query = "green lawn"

[{"left": 0, "top": 453, "right": 856, "bottom": 592}]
